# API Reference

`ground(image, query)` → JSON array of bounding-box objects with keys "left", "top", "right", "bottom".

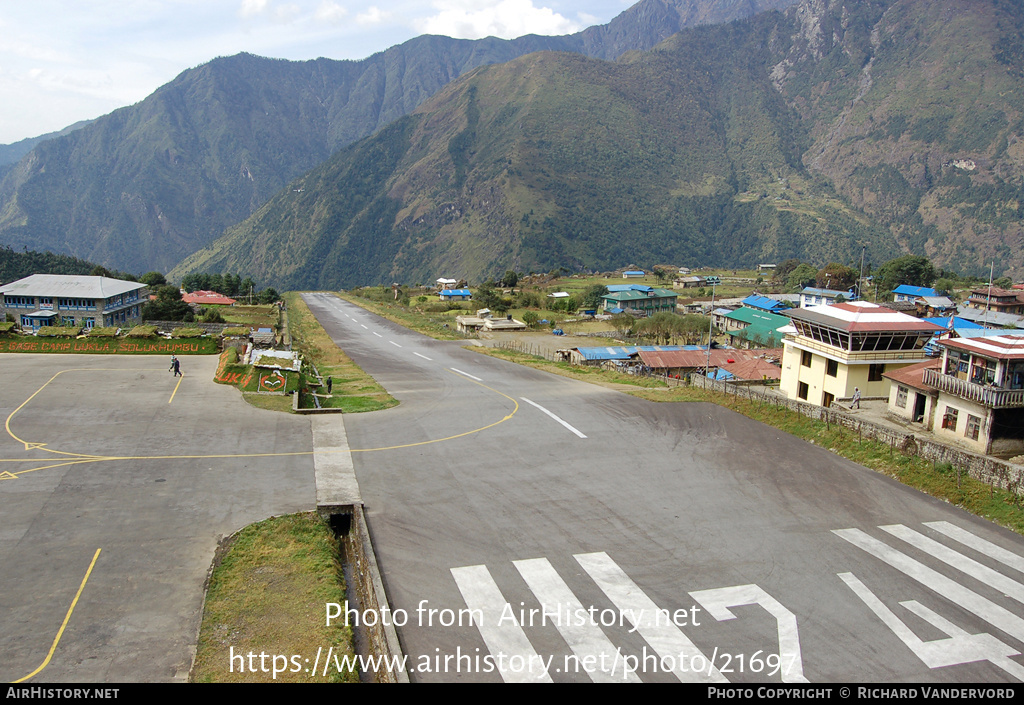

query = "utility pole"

[{"left": 704, "top": 275, "right": 720, "bottom": 375}]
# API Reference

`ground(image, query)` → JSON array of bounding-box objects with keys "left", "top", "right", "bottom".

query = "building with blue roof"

[
  {"left": 892, "top": 284, "right": 939, "bottom": 301},
  {"left": 741, "top": 294, "right": 790, "bottom": 314},
  {"left": 439, "top": 288, "right": 472, "bottom": 301}
]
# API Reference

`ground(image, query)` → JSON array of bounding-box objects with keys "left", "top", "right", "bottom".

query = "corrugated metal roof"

[
  {"left": 637, "top": 348, "right": 783, "bottom": 369},
  {"left": 893, "top": 285, "right": 939, "bottom": 297},
  {"left": 439, "top": 289, "right": 472, "bottom": 296},
  {"left": 574, "top": 345, "right": 684, "bottom": 360},
  {"left": 742, "top": 294, "right": 788, "bottom": 312},
  {"left": 0, "top": 274, "right": 146, "bottom": 298}
]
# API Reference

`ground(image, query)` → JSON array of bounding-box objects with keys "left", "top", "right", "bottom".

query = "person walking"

[
  {"left": 170, "top": 355, "right": 182, "bottom": 377},
  {"left": 852, "top": 387, "right": 861, "bottom": 409}
]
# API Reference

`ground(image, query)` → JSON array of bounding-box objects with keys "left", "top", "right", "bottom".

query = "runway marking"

[
  {"left": 373, "top": 332, "right": 383, "bottom": 337},
  {"left": 168, "top": 373, "right": 184, "bottom": 404},
  {"left": 924, "top": 521, "right": 1024, "bottom": 574},
  {"left": 576, "top": 551, "right": 727, "bottom": 683},
  {"left": 689, "top": 584, "right": 807, "bottom": 682},
  {"left": 880, "top": 524, "right": 1024, "bottom": 605},
  {"left": 361, "top": 324, "right": 368, "bottom": 329},
  {"left": 514, "top": 557, "right": 640, "bottom": 683},
  {"left": 833, "top": 527, "right": 1024, "bottom": 643},
  {"left": 13, "top": 548, "right": 102, "bottom": 683},
  {"left": 520, "top": 398, "right": 586, "bottom": 439},
  {"left": 451, "top": 564, "right": 554, "bottom": 683},
  {"left": 450, "top": 368, "right": 482, "bottom": 382},
  {"left": 414, "top": 352, "right": 432, "bottom": 361},
  {"left": 840, "top": 572, "right": 1024, "bottom": 680},
  {"left": 389, "top": 341, "right": 402, "bottom": 348}
]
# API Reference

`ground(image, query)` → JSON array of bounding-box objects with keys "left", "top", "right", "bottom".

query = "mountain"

[
  {"left": 0, "top": 121, "right": 92, "bottom": 170},
  {"left": 0, "top": 0, "right": 797, "bottom": 275},
  {"left": 172, "top": 0, "right": 1024, "bottom": 289}
]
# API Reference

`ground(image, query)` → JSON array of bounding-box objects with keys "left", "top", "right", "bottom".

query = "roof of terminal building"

[{"left": 1, "top": 274, "right": 145, "bottom": 299}]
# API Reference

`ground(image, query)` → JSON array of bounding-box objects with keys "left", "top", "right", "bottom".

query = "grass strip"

[{"left": 192, "top": 512, "right": 357, "bottom": 683}]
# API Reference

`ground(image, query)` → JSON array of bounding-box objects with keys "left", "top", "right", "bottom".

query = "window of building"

[
  {"left": 895, "top": 386, "right": 908, "bottom": 409},
  {"left": 869, "top": 364, "right": 885, "bottom": 382},
  {"left": 826, "top": 359, "right": 838, "bottom": 377},
  {"left": 61, "top": 316, "right": 75, "bottom": 326},
  {"left": 966, "top": 414, "right": 982, "bottom": 441},
  {"left": 942, "top": 406, "right": 959, "bottom": 431},
  {"left": 801, "top": 350, "right": 812, "bottom": 368},
  {"left": 798, "top": 382, "right": 809, "bottom": 400}
]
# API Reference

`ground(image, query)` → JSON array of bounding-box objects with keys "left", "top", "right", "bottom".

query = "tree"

[
  {"left": 875, "top": 255, "right": 937, "bottom": 296},
  {"left": 500, "top": 270, "right": 520, "bottom": 291},
  {"left": 580, "top": 284, "right": 609, "bottom": 310},
  {"left": 815, "top": 263, "right": 857, "bottom": 291},
  {"left": 787, "top": 264, "right": 818, "bottom": 291},
  {"left": 522, "top": 311, "right": 539, "bottom": 328},
  {"left": 142, "top": 286, "right": 190, "bottom": 321},
  {"left": 140, "top": 271, "right": 167, "bottom": 287}
]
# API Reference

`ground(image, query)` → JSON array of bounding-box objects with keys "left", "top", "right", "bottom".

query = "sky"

[{"left": 0, "top": 0, "right": 634, "bottom": 144}]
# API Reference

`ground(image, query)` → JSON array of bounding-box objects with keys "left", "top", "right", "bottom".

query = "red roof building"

[{"left": 182, "top": 290, "right": 236, "bottom": 306}]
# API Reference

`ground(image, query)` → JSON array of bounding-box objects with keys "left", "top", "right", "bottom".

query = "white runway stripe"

[
  {"left": 514, "top": 557, "right": 641, "bottom": 683},
  {"left": 834, "top": 528, "right": 1024, "bottom": 643},
  {"left": 924, "top": 521, "right": 1024, "bottom": 575},
  {"left": 521, "top": 398, "right": 587, "bottom": 438},
  {"left": 575, "top": 552, "right": 727, "bottom": 683},
  {"left": 880, "top": 524, "right": 1024, "bottom": 605},
  {"left": 414, "top": 352, "right": 433, "bottom": 361},
  {"left": 450, "top": 368, "right": 482, "bottom": 382},
  {"left": 451, "top": 565, "right": 553, "bottom": 683}
]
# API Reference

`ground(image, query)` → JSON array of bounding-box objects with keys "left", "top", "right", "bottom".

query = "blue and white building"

[{"left": 0, "top": 274, "right": 147, "bottom": 330}]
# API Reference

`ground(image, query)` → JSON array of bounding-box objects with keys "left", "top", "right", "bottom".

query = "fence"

[
  {"left": 687, "top": 374, "right": 1024, "bottom": 497},
  {"left": 494, "top": 339, "right": 561, "bottom": 361}
]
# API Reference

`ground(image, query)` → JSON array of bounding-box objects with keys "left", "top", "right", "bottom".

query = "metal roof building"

[{"left": 1, "top": 274, "right": 147, "bottom": 330}]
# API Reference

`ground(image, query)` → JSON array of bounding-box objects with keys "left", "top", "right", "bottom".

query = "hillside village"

[{"left": 5, "top": 251, "right": 1023, "bottom": 462}]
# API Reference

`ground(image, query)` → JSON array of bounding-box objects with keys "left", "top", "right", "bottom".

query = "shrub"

[
  {"left": 36, "top": 326, "right": 80, "bottom": 337},
  {"left": 220, "top": 327, "right": 251, "bottom": 338},
  {"left": 127, "top": 326, "right": 158, "bottom": 338},
  {"left": 172, "top": 327, "right": 206, "bottom": 338},
  {"left": 87, "top": 327, "right": 120, "bottom": 337}
]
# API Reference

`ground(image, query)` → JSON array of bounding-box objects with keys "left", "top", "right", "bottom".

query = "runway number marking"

[
  {"left": 689, "top": 584, "right": 808, "bottom": 683},
  {"left": 836, "top": 523, "right": 1024, "bottom": 681}
]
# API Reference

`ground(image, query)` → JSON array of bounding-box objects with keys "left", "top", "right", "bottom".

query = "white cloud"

[
  {"left": 314, "top": 1, "right": 348, "bottom": 23},
  {"left": 416, "top": 0, "right": 580, "bottom": 40},
  {"left": 239, "top": 0, "right": 270, "bottom": 18},
  {"left": 356, "top": 6, "right": 392, "bottom": 26}
]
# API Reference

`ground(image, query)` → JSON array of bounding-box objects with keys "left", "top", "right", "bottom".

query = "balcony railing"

[{"left": 923, "top": 368, "right": 1024, "bottom": 408}]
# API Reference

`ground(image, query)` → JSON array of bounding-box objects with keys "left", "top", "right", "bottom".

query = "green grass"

[{"left": 191, "top": 512, "right": 357, "bottom": 683}]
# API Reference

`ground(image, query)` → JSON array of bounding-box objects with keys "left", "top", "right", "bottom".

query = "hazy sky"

[{"left": 0, "top": 0, "right": 633, "bottom": 144}]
